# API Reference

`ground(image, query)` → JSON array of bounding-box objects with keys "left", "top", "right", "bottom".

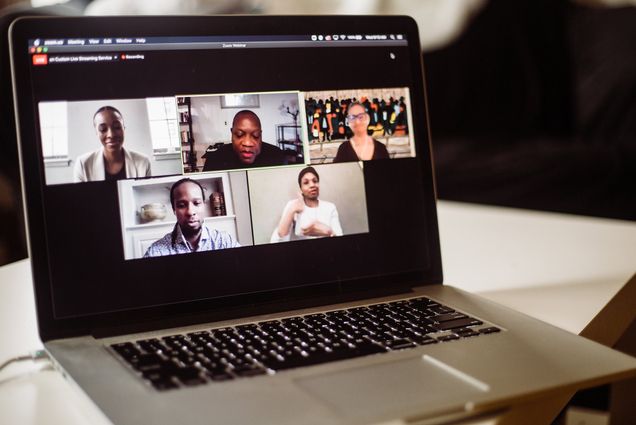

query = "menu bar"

[{"left": 28, "top": 34, "right": 407, "bottom": 53}]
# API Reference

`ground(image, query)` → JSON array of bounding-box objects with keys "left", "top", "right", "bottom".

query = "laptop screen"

[{"left": 17, "top": 20, "right": 439, "bottom": 321}]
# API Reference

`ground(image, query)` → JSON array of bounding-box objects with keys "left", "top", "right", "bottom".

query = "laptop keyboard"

[{"left": 110, "top": 296, "right": 501, "bottom": 390}]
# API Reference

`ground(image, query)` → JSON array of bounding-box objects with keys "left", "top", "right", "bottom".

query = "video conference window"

[
  {"left": 117, "top": 172, "right": 253, "bottom": 260},
  {"left": 40, "top": 98, "right": 183, "bottom": 185},
  {"left": 178, "top": 91, "right": 307, "bottom": 173},
  {"left": 248, "top": 163, "right": 369, "bottom": 245},
  {"left": 51, "top": 90, "right": 384, "bottom": 261},
  {"left": 305, "top": 87, "right": 415, "bottom": 164}
]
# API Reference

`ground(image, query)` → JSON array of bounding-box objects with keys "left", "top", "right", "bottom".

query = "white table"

[
  {"left": 438, "top": 201, "right": 636, "bottom": 335},
  {"left": 1, "top": 200, "right": 635, "bottom": 425}
]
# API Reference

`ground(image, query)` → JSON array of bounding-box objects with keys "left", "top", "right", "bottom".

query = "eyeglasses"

[{"left": 347, "top": 112, "right": 367, "bottom": 122}]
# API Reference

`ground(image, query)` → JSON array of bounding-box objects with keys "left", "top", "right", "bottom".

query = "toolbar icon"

[{"left": 32, "top": 54, "right": 48, "bottom": 66}]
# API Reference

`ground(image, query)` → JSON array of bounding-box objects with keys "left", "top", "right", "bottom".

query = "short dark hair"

[
  {"left": 232, "top": 110, "right": 261, "bottom": 128},
  {"left": 169, "top": 178, "right": 205, "bottom": 210},
  {"left": 297, "top": 166, "right": 319, "bottom": 187},
  {"left": 93, "top": 105, "right": 123, "bottom": 123}
]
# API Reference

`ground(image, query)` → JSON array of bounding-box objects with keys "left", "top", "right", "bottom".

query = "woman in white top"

[
  {"left": 73, "top": 106, "right": 151, "bottom": 182},
  {"left": 271, "top": 166, "right": 343, "bottom": 243}
]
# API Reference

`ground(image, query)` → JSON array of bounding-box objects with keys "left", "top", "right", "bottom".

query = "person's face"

[
  {"left": 173, "top": 182, "right": 204, "bottom": 236},
  {"left": 231, "top": 114, "right": 262, "bottom": 164},
  {"left": 347, "top": 104, "right": 369, "bottom": 136},
  {"left": 94, "top": 110, "right": 125, "bottom": 152},
  {"left": 300, "top": 172, "right": 320, "bottom": 201}
]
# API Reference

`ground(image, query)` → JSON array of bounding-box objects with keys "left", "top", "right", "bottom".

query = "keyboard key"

[
  {"left": 437, "top": 334, "right": 460, "bottom": 342},
  {"left": 112, "top": 342, "right": 141, "bottom": 360},
  {"left": 479, "top": 327, "right": 501, "bottom": 334},
  {"left": 130, "top": 353, "right": 163, "bottom": 370},
  {"left": 409, "top": 334, "right": 438, "bottom": 345},
  {"left": 432, "top": 313, "right": 468, "bottom": 323},
  {"left": 408, "top": 298, "right": 434, "bottom": 310},
  {"left": 419, "top": 337, "right": 439, "bottom": 345},
  {"left": 186, "top": 331, "right": 210, "bottom": 338},
  {"left": 429, "top": 305, "right": 455, "bottom": 314},
  {"left": 353, "top": 340, "right": 386, "bottom": 355},
  {"left": 173, "top": 366, "right": 203, "bottom": 383},
  {"left": 383, "top": 339, "right": 416, "bottom": 350},
  {"left": 141, "top": 339, "right": 169, "bottom": 353},
  {"left": 456, "top": 328, "right": 480, "bottom": 338},
  {"left": 235, "top": 323, "right": 258, "bottom": 330},
  {"left": 232, "top": 365, "right": 267, "bottom": 377},
  {"left": 433, "top": 318, "right": 483, "bottom": 331}
]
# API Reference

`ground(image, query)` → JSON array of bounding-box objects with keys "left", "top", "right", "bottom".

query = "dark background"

[{"left": 426, "top": 0, "right": 636, "bottom": 220}]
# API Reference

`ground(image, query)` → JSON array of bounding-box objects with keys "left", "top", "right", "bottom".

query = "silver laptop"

[{"left": 10, "top": 15, "right": 636, "bottom": 425}]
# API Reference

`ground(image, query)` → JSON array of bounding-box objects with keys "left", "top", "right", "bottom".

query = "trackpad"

[{"left": 296, "top": 355, "right": 490, "bottom": 421}]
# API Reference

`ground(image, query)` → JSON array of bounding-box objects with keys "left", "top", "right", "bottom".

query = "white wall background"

[
  {"left": 43, "top": 98, "right": 182, "bottom": 185},
  {"left": 189, "top": 92, "right": 301, "bottom": 167},
  {"left": 229, "top": 171, "right": 254, "bottom": 246},
  {"left": 248, "top": 162, "right": 369, "bottom": 245}
]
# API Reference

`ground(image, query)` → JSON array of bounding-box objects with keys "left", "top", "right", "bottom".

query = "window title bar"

[{"left": 28, "top": 34, "right": 407, "bottom": 53}]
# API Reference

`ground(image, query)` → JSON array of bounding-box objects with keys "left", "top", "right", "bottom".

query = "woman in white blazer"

[{"left": 73, "top": 106, "right": 151, "bottom": 182}]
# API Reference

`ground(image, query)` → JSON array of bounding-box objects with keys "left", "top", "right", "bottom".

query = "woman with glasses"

[{"left": 333, "top": 102, "right": 390, "bottom": 163}]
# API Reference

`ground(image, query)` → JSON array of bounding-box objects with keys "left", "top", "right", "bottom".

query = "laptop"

[{"left": 9, "top": 15, "right": 636, "bottom": 425}]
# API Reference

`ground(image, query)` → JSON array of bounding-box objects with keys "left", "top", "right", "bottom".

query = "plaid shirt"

[{"left": 144, "top": 223, "right": 239, "bottom": 257}]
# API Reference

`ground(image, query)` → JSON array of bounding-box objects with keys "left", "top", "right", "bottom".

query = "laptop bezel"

[{"left": 10, "top": 15, "right": 442, "bottom": 342}]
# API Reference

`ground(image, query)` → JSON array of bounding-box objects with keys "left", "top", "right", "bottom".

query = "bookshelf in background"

[
  {"left": 177, "top": 96, "right": 197, "bottom": 172},
  {"left": 117, "top": 173, "right": 235, "bottom": 259}
]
